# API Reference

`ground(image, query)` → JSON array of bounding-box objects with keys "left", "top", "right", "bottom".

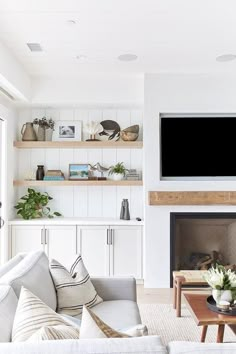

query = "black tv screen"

[{"left": 161, "top": 117, "right": 236, "bottom": 178}]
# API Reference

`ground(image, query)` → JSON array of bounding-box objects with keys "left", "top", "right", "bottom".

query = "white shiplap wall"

[{"left": 16, "top": 107, "right": 143, "bottom": 219}]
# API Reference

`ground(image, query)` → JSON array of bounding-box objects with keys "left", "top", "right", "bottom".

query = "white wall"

[
  {"left": 144, "top": 73, "right": 236, "bottom": 288},
  {"left": 0, "top": 41, "right": 31, "bottom": 102},
  {"left": 16, "top": 106, "right": 143, "bottom": 220},
  {"left": 0, "top": 98, "right": 18, "bottom": 261},
  {"left": 31, "top": 74, "right": 144, "bottom": 106}
]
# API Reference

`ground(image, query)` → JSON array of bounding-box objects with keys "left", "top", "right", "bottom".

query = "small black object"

[
  {"left": 136, "top": 217, "right": 141, "bottom": 221},
  {"left": 206, "top": 295, "right": 236, "bottom": 316},
  {"left": 36, "top": 165, "right": 45, "bottom": 180},
  {"left": 120, "top": 199, "right": 130, "bottom": 220}
]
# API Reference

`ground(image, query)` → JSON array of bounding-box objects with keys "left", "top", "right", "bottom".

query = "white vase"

[
  {"left": 112, "top": 173, "right": 124, "bottom": 181},
  {"left": 212, "top": 289, "right": 232, "bottom": 304},
  {"left": 45, "top": 128, "right": 53, "bottom": 141}
]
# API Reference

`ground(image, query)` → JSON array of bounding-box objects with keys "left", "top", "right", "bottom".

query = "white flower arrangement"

[{"left": 203, "top": 264, "right": 236, "bottom": 291}]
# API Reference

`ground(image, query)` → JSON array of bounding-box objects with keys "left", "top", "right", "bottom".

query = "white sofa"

[{"left": 0, "top": 251, "right": 235, "bottom": 354}]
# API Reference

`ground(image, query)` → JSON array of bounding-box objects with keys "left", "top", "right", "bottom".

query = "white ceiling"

[{"left": 0, "top": 0, "right": 236, "bottom": 77}]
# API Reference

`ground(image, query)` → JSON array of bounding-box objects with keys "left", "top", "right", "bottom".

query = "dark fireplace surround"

[{"left": 170, "top": 212, "right": 236, "bottom": 287}]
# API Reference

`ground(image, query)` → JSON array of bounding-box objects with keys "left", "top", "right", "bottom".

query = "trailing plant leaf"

[{"left": 14, "top": 188, "right": 62, "bottom": 220}]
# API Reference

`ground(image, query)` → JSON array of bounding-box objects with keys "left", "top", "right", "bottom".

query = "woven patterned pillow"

[
  {"left": 12, "top": 287, "right": 75, "bottom": 342},
  {"left": 80, "top": 306, "right": 130, "bottom": 339},
  {"left": 28, "top": 325, "right": 80, "bottom": 342},
  {"left": 50, "top": 255, "right": 103, "bottom": 316}
]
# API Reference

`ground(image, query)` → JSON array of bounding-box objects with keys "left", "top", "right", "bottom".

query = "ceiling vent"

[
  {"left": 26, "top": 43, "right": 43, "bottom": 52},
  {"left": 0, "top": 87, "right": 15, "bottom": 101}
]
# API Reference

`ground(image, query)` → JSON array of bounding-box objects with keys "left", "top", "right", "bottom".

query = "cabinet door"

[
  {"left": 110, "top": 226, "right": 142, "bottom": 279},
  {"left": 11, "top": 225, "right": 44, "bottom": 257},
  {"left": 45, "top": 225, "right": 77, "bottom": 268},
  {"left": 77, "top": 226, "right": 109, "bottom": 277}
]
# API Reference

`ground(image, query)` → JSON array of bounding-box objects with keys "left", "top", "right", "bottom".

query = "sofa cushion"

[
  {"left": 0, "top": 285, "right": 18, "bottom": 342},
  {"left": 0, "top": 251, "right": 56, "bottom": 310},
  {"left": 12, "top": 287, "right": 76, "bottom": 342},
  {"left": 0, "top": 335, "right": 166, "bottom": 354},
  {"left": 0, "top": 253, "right": 26, "bottom": 278},
  {"left": 50, "top": 255, "right": 102, "bottom": 316},
  {"left": 168, "top": 341, "right": 236, "bottom": 354},
  {"left": 28, "top": 325, "right": 80, "bottom": 342},
  {"left": 77, "top": 300, "right": 141, "bottom": 330},
  {"left": 80, "top": 306, "right": 130, "bottom": 339}
]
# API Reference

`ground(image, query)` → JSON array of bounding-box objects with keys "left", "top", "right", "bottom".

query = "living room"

[{"left": 0, "top": 1, "right": 236, "bottom": 352}]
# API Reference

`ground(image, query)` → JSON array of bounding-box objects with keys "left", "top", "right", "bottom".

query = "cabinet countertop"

[{"left": 9, "top": 217, "right": 144, "bottom": 226}]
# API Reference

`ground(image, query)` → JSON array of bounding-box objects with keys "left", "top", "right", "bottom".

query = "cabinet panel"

[
  {"left": 11, "top": 225, "right": 44, "bottom": 256},
  {"left": 110, "top": 226, "right": 142, "bottom": 279},
  {"left": 45, "top": 225, "right": 77, "bottom": 268},
  {"left": 77, "top": 226, "right": 109, "bottom": 277}
]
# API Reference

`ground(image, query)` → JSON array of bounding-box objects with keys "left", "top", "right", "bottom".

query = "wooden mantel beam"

[{"left": 149, "top": 191, "right": 236, "bottom": 205}]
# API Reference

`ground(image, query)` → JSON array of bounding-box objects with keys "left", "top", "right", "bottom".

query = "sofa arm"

[
  {"left": 0, "top": 336, "right": 166, "bottom": 354},
  {"left": 91, "top": 277, "right": 137, "bottom": 302},
  {"left": 168, "top": 341, "right": 236, "bottom": 354}
]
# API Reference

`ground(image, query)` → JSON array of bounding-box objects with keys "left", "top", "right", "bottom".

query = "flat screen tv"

[{"left": 161, "top": 117, "right": 236, "bottom": 179}]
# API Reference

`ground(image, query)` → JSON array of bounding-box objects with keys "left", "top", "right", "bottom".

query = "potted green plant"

[
  {"left": 14, "top": 188, "right": 62, "bottom": 220},
  {"left": 108, "top": 162, "right": 128, "bottom": 181},
  {"left": 33, "top": 117, "right": 55, "bottom": 141}
]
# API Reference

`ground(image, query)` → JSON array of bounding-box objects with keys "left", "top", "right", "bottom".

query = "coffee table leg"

[
  {"left": 176, "top": 277, "right": 182, "bottom": 317},
  {"left": 201, "top": 325, "right": 208, "bottom": 342},
  {"left": 173, "top": 280, "right": 177, "bottom": 309},
  {"left": 217, "top": 325, "right": 225, "bottom": 343}
]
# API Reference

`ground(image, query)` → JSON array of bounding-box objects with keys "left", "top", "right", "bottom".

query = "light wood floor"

[{"left": 137, "top": 285, "right": 211, "bottom": 305}]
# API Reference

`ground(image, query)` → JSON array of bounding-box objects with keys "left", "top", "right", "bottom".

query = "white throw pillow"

[
  {"left": 28, "top": 325, "right": 80, "bottom": 342},
  {"left": 50, "top": 255, "right": 103, "bottom": 316},
  {"left": 12, "top": 287, "right": 75, "bottom": 342},
  {"left": 80, "top": 306, "right": 130, "bottom": 339}
]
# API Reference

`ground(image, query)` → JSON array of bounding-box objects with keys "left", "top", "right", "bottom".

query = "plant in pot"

[
  {"left": 14, "top": 188, "right": 62, "bottom": 220},
  {"left": 33, "top": 117, "right": 55, "bottom": 141},
  {"left": 108, "top": 162, "right": 128, "bottom": 181}
]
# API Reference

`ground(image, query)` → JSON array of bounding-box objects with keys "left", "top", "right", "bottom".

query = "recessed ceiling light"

[
  {"left": 66, "top": 20, "right": 77, "bottom": 26},
  {"left": 118, "top": 54, "right": 138, "bottom": 62},
  {"left": 216, "top": 54, "right": 236, "bottom": 62},
  {"left": 76, "top": 55, "right": 87, "bottom": 60},
  {"left": 26, "top": 43, "right": 43, "bottom": 52}
]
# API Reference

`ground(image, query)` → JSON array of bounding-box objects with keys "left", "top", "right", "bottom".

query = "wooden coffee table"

[{"left": 183, "top": 293, "right": 236, "bottom": 343}]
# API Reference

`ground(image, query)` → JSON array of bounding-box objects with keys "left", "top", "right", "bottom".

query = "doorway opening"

[{"left": 0, "top": 117, "right": 7, "bottom": 264}]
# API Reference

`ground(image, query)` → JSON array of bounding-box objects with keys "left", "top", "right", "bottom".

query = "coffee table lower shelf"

[{"left": 183, "top": 293, "right": 236, "bottom": 343}]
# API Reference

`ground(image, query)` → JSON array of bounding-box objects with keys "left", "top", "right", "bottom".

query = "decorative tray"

[{"left": 207, "top": 296, "right": 236, "bottom": 316}]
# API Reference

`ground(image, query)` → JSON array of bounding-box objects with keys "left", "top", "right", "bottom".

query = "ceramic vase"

[
  {"left": 212, "top": 289, "right": 233, "bottom": 304},
  {"left": 112, "top": 173, "right": 124, "bottom": 181},
  {"left": 37, "top": 126, "right": 46, "bottom": 141},
  {"left": 45, "top": 128, "right": 53, "bottom": 141},
  {"left": 21, "top": 122, "right": 37, "bottom": 141}
]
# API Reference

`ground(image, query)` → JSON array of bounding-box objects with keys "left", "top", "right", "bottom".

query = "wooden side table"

[{"left": 173, "top": 270, "right": 208, "bottom": 317}]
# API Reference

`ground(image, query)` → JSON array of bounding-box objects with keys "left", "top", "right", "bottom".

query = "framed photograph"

[
  {"left": 53, "top": 120, "right": 82, "bottom": 141},
  {"left": 69, "top": 164, "right": 89, "bottom": 180}
]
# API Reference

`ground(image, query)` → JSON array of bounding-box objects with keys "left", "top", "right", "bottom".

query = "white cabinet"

[
  {"left": 11, "top": 225, "right": 44, "bottom": 255},
  {"left": 77, "top": 225, "right": 142, "bottom": 279},
  {"left": 45, "top": 226, "right": 77, "bottom": 267},
  {"left": 110, "top": 226, "right": 142, "bottom": 279},
  {"left": 77, "top": 226, "right": 109, "bottom": 277},
  {"left": 11, "top": 223, "right": 143, "bottom": 279},
  {"left": 11, "top": 225, "right": 77, "bottom": 267}
]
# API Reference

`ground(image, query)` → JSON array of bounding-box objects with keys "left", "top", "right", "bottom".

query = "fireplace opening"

[{"left": 170, "top": 212, "right": 236, "bottom": 286}]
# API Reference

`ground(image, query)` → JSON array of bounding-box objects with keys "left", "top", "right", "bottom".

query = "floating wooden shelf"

[
  {"left": 149, "top": 191, "right": 236, "bottom": 205},
  {"left": 14, "top": 180, "right": 143, "bottom": 187},
  {"left": 14, "top": 141, "right": 143, "bottom": 149}
]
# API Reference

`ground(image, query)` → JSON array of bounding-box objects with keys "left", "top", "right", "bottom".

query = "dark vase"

[{"left": 36, "top": 165, "right": 45, "bottom": 180}]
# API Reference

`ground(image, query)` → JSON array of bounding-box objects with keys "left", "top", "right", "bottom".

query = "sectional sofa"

[{"left": 0, "top": 250, "right": 235, "bottom": 354}]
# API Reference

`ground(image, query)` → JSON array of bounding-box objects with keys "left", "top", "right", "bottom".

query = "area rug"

[{"left": 139, "top": 303, "right": 236, "bottom": 345}]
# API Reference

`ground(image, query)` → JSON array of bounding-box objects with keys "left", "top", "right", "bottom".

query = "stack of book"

[
  {"left": 125, "top": 169, "right": 140, "bottom": 180},
  {"left": 43, "top": 170, "right": 65, "bottom": 181}
]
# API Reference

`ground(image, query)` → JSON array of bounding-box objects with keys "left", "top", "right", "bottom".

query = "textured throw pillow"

[
  {"left": 12, "top": 287, "right": 77, "bottom": 342},
  {"left": 28, "top": 325, "right": 80, "bottom": 342},
  {"left": 50, "top": 255, "right": 103, "bottom": 316},
  {"left": 80, "top": 306, "right": 130, "bottom": 339}
]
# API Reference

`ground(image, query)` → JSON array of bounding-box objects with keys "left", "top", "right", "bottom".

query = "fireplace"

[{"left": 170, "top": 212, "right": 236, "bottom": 286}]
